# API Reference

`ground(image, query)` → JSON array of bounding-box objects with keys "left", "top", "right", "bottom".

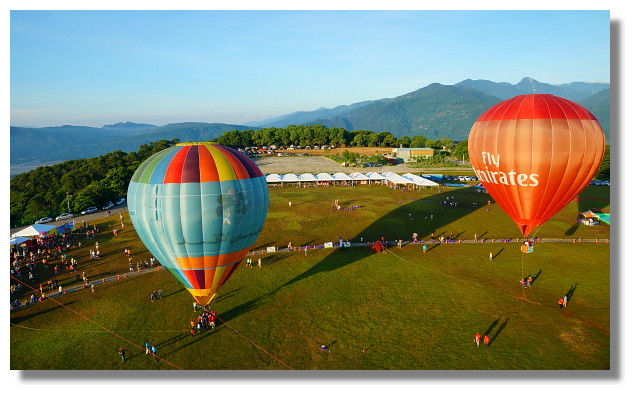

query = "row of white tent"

[{"left": 265, "top": 172, "right": 440, "bottom": 187}]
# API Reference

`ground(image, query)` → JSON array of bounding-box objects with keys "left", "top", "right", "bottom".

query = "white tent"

[
  {"left": 350, "top": 172, "right": 370, "bottom": 182},
  {"left": 281, "top": 173, "right": 300, "bottom": 182},
  {"left": 299, "top": 173, "right": 318, "bottom": 182},
  {"left": 12, "top": 224, "right": 56, "bottom": 238},
  {"left": 265, "top": 174, "right": 283, "bottom": 183},
  {"left": 365, "top": 172, "right": 386, "bottom": 181},
  {"left": 316, "top": 173, "right": 335, "bottom": 181},
  {"left": 401, "top": 173, "right": 440, "bottom": 187},
  {"left": 332, "top": 172, "right": 352, "bottom": 181},
  {"left": 383, "top": 172, "right": 413, "bottom": 185}
]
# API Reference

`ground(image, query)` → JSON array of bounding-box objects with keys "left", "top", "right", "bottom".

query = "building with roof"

[{"left": 391, "top": 147, "right": 434, "bottom": 162}]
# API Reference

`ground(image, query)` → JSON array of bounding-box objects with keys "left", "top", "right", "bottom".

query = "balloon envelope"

[
  {"left": 127, "top": 142, "right": 269, "bottom": 305},
  {"left": 468, "top": 94, "right": 605, "bottom": 236}
]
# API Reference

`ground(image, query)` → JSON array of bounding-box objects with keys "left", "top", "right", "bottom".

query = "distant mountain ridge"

[
  {"left": 10, "top": 77, "right": 610, "bottom": 166},
  {"left": 10, "top": 122, "right": 254, "bottom": 165}
]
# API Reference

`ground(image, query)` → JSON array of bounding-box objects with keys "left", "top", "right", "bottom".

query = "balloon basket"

[{"left": 521, "top": 244, "right": 534, "bottom": 254}]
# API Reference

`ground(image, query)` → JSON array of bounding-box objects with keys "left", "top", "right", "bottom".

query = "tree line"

[{"left": 213, "top": 124, "right": 459, "bottom": 151}]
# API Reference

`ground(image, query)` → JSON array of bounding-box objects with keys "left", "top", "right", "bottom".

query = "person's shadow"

[{"left": 566, "top": 283, "right": 578, "bottom": 302}]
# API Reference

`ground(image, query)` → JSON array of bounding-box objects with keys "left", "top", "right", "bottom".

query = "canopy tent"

[
  {"left": 580, "top": 210, "right": 611, "bottom": 225},
  {"left": 10, "top": 236, "right": 30, "bottom": 245},
  {"left": 332, "top": 172, "right": 352, "bottom": 181},
  {"left": 12, "top": 224, "right": 56, "bottom": 238},
  {"left": 365, "top": 172, "right": 386, "bottom": 181},
  {"left": 299, "top": 173, "right": 318, "bottom": 182},
  {"left": 281, "top": 173, "right": 300, "bottom": 182},
  {"left": 383, "top": 172, "right": 413, "bottom": 185},
  {"left": 316, "top": 173, "right": 335, "bottom": 181},
  {"left": 265, "top": 174, "right": 283, "bottom": 183},
  {"left": 350, "top": 172, "right": 370, "bottom": 182},
  {"left": 401, "top": 173, "right": 440, "bottom": 187}
]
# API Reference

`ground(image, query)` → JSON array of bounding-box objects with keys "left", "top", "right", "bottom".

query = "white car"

[
  {"left": 81, "top": 207, "right": 99, "bottom": 215},
  {"left": 35, "top": 217, "right": 53, "bottom": 224},
  {"left": 55, "top": 213, "right": 74, "bottom": 221}
]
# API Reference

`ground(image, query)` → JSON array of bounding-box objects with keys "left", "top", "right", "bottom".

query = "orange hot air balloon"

[{"left": 468, "top": 94, "right": 606, "bottom": 237}]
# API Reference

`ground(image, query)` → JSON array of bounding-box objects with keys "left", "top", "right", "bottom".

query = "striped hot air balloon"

[
  {"left": 127, "top": 142, "right": 269, "bottom": 306},
  {"left": 468, "top": 94, "right": 606, "bottom": 237}
]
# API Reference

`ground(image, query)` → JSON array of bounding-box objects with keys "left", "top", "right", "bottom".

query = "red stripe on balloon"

[
  {"left": 164, "top": 146, "right": 191, "bottom": 183},
  {"left": 477, "top": 94, "right": 598, "bottom": 122}
]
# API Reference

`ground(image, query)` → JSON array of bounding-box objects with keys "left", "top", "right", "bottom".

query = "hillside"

[
  {"left": 304, "top": 84, "right": 502, "bottom": 140},
  {"left": 579, "top": 89, "right": 611, "bottom": 141},
  {"left": 10, "top": 122, "right": 255, "bottom": 165}
]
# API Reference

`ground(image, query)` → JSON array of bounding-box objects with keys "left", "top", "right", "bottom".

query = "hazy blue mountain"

[
  {"left": 456, "top": 77, "right": 609, "bottom": 101},
  {"left": 102, "top": 121, "right": 158, "bottom": 131},
  {"left": 10, "top": 122, "right": 254, "bottom": 165},
  {"left": 245, "top": 100, "right": 386, "bottom": 128}
]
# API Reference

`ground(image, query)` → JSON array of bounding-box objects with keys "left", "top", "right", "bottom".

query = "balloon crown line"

[{"left": 176, "top": 142, "right": 218, "bottom": 146}]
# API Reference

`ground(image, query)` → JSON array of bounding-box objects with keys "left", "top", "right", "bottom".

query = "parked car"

[
  {"left": 102, "top": 202, "right": 114, "bottom": 210},
  {"left": 35, "top": 217, "right": 53, "bottom": 224},
  {"left": 55, "top": 213, "right": 74, "bottom": 221},
  {"left": 81, "top": 207, "right": 99, "bottom": 215},
  {"left": 115, "top": 197, "right": 127, "bottom": 205}
]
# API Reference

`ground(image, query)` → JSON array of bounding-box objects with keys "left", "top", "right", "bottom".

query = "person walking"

[
  {"left": 145, "top": 340, "right": 152, "bottom": 355},
  {"left": 474, "top": 333, "right": 481, "bottom": 347},
  {"left": 118, "top": 347, "right": 126, "bottom": 362},
  {"left": 151, "top": 345, "right": 158, "bottom": 361}
]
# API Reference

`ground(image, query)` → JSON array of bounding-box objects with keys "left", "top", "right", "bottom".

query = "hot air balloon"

[
  {"left": 127, "top": 142, "right": 269, "bottom": 306},
  {"left": 468, "top": 94, "right": 605, "bottom": 237}
]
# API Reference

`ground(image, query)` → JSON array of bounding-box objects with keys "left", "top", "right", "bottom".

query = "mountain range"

[{"left": 10, "top": 77, "right": 609, "bottom": 166}]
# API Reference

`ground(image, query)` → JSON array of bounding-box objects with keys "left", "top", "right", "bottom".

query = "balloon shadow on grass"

[
  {"left": 272, "top": 187, "right": 495, "bottom": 293},
  {"left": 10, "top": 301, "right": 78, "bottom": 324}
]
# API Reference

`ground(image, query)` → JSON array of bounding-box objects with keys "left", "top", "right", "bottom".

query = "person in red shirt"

[
  {"left": 558, "top": 297, "right": 564, "bottom": 308},
  {"left": 484, "top": 335, "right": 490, "bottom": 347},
  {"left": 474, "top": 332, "right": 481, "bottom": 347}
]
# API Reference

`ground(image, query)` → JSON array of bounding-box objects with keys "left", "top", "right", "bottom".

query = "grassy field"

[{"left": 9, "top": 184, "right": 611, "bottom": 370}]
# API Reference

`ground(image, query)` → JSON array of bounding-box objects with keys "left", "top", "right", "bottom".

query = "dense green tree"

[{"left": 410, "top": 135, "right": 428, "bottom": 148}]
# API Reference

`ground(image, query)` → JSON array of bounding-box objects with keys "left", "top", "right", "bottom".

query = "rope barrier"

[{"left": 216, "top": 316, "right": 294, "bottom": 370}]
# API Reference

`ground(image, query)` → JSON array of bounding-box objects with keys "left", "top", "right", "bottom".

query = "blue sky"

[{"left": 10, "top": 10, "right": 610, "bottom": 127}]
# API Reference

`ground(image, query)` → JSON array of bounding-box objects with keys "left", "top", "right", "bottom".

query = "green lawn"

[{"left": 10, "top": 184, "right": 611, "bottom": 370}]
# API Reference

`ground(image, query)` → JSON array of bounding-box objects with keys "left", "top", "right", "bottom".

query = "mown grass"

[{"left": 10, "top": 184, "right": 611, "bottom": 370}]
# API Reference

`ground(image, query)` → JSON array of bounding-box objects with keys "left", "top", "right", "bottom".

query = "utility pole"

[{"left": 66, "top": 192, "right": 71, "bottom": 212}]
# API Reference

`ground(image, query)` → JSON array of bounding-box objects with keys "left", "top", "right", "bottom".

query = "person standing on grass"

[
  {"left": 422, "top": 244, "right": 428, "bottom": 254},
  {"left": 489, "top": 252, "right": 493, "bottom": 261},
  {"left": 90, "top": 283, "right": 95, "bottom": 293},
  {"left": 474, "top": 333, "right": 481, "bottom": 347},
  {"left": 484, "top": 335, "right": 490, "bottom": 347},
  {"left": 563, "top": 295, "right": 568, "bottom": 308},
  {"left": 118, "top": 347, "right": 126, "bottom": 362},
  {"left": 558, "top": 297, "right": 564, "bottom": 308},
  {"left": 151, "top": 345, "right": 158, "bottom": 361},
  {"left": 145, "top": 341, "right": 151, "bottom": 355},
  {"left": 258, "top": 258, "right": 262, "bottom": 268}
]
